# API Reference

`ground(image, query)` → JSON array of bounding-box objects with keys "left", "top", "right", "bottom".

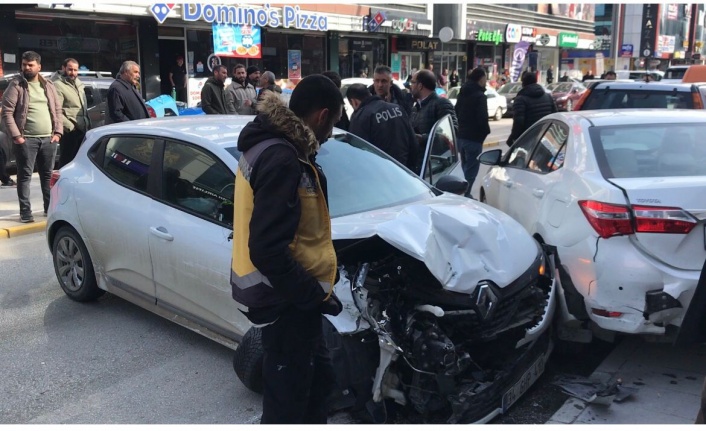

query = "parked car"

[
  {"left": 574, "top": 80, "right": 706, "bottom": 111},
  {"left": 615, "top": 70, "right": 664, "bottom": 81},
  {"left": 47, "top": 114, "right": 556, "bottom": 424},
  {"left": 447, "top": 86, "right": 508, "bottom": 120},
  {"left": 662, "top": 65, "right": 690, "bottom": 83},
  {"left": 478, "top": 110, "right": 706, "bottom": 343},
  {"left": 497, "top": 82, "right": 524, "bottom": 117},
  {"left": 546, "top": 82, "right": 586, "bottom": 111}
]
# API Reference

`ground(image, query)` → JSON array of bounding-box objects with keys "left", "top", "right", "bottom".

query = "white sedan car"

[
  {"left": 47, "top": 115, "right": 556, "bottom": 423},
  {"left": 479, "top": 109, "right": 706, "bottom": 342},
  {"left": 447, "top": 86, "right": 508, "bottom": 121}
]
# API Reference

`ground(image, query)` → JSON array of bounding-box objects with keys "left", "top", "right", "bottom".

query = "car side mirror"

[
  {"left": 435, "top": 175, "right": 468, "bottom": 195},
  {"left": 479, "top": 149, "right": 502, "bottom": 166}
]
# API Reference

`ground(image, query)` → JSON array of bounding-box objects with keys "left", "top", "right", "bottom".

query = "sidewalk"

[{"left": 0, "top": 172, "right": 47, "bottom": 239}]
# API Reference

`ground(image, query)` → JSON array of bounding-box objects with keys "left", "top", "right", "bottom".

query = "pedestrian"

[
  {"left": 409, "top": 69, "right": 458, "bottom": 147},
  {"left": 369, "top": 65, "right": 412, "bottom": 118},
  {"left": 246, "top": 65, "right": 261, "bottom": 89},
  {"left": 546, "top": 65, "right": 554, "bottom": 84},
  {"left": 106, "top": 60, "right": 149, "bottom": 124},
  {"left": 604, "top": 70, "right": 617, "bottom": 80},
  {"left": 449, "top": 69, "right": 460, "bottom": 89},
  {"left": 200, "top": 64, "right": 229, "bottom": 115},
  {"left": 454, "top": 67, "right": 491, "bottom": 197},
  {"left": 231, "top": 74, "right": 344, "bottom": 424},
  {"left": 1, "top": 51, "right": 62, "bottom": 223},
  {"left": 559, "top": 71, "right": 569, "bottom": 82},
  {"left": 507, "top": 71, "right": 557, "bottom": 146},
  {"left": 346, "top": 83, "right": 418, "bottom": 170},
  {"left": 439, "top": 68, "right": 449, "bottom": 91},
  {"left": 321, "top": 70, "right": 350, "bottom": 131},
  {"left": 169, "top": 55, "right": 187, "bottom": 103},
  {"left": 257, "top": 71, "right": 282, "bottom": 104},
  {"left": 226, "top": 63, "right": 257, "bottom": 115},
  {"left": 53, "top": 57, "right": 91, "bottom": 168},
  {"left": 582, "top": 69, "right": 595, "bottom": 82}
]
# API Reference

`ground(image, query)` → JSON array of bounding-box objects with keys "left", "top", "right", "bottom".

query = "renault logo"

[{"left": 475, "top": 283, "right": 497, "bottom": 320}]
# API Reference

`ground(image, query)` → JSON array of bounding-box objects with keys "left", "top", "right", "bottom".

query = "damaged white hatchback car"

[{"left": 47, "top": 115, "right": 556, "bottom": 423}]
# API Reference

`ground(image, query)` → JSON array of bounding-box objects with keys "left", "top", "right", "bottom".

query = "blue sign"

[{"left": 620, "top": 44, "right": 634, "bottom": 58}]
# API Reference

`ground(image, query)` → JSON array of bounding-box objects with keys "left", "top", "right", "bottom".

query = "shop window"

[{"left": 339, "top": 38, "right": 387, "bottom": 79}]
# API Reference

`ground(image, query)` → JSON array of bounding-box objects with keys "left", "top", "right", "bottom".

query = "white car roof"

[{"left": 550, "top": 109, "right": 706, "bottom": 127}]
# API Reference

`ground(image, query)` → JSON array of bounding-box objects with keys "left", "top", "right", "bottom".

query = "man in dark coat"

[
  {"left": 368, "top": 65, "right": 413, "bottom": 118},
  {"left": 346, "top": 83, "right": 418, "bottom": 171},
  {"left": 410, "top": 69, "right": 458, "bottom": 146},
  {"left": 546, "top": 65, "right": 554, "bottom": 84},
  {"left": 454, "top": 67, "right": 491, "bottom": 196},
  {"left": 106, "top": 60, "right": 149, "bottom": 124},
  {"left": 507, "top": 71, "right": 557, "bottom": 146},
  {"left": 200, "top": 65, "right": 228, "bottom": 115}
]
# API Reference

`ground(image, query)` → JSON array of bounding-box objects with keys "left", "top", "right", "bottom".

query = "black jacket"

[
  {"left": 335, "top": 108, "right": 350, "bottom": 131},
  {"left": 349, "top": 96, "right": 418, "bottom": 171},
  {"left": 367, "top": 83, "right": 413, "bottom": 119},
  {"left": 411, "top": 92, "right": 458, "bottom": 141},
  {"left": 105, "top": 77, "right": 149, "bottom": 124},
  {"left": 508, "top": 83, "right": 557, "bottom": 145},
  {"left": 454, "top": 82, "right": 490, "bottom": 143},
  {"left": 200, "top": 77, "right": 228, "bottom": 115}
]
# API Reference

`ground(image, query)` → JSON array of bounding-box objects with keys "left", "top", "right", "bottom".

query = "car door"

[
  {"left": 504, "top": 121, "right": 570, "bottom": 233},
  {"left": 485, "top": 121, "right": 549, "bottom": 213},
  {"left": 419, "top": 114, "right": 460, "bottom": 187},
  {"left": 148, "top": 139, "right": 250, "bottom": 338},
  {"left": 84, "top": 84, "right": 106, "bottom": 128},
  {"left": 76, "top": 135, "right": 158, "bottom": 299}
]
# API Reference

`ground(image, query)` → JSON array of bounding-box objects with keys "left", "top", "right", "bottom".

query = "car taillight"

[
  {"left": 147, "top": 105, "right": 156, "bottom": 118},
  {"left": 579, "top": 200, "right": 697, "bottom": 238},
  {"left": 632, "top": 205, "right": 697, "bottom": 234},
  {"left": 691, "top": 89, "right": 704, "bottom": 109},
  {"left": 572, "top": 88, "right": 591, "bottom": 111},
  {"left": 50, "top": 170, "right": 61, "bottom": 188},
  {"left": 578, "top": 200, "right": 633, "bottom": 238}
]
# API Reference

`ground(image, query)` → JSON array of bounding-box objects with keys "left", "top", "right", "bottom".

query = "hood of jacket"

[
  {"left": 237, "top": 91, "right": 319, "bottom": 157},
  {"left": 518, "top": 83, "right": 547, "bottom": 98},
  {"left": 205, "top": 77, "right": 224, "bottom": 88}
]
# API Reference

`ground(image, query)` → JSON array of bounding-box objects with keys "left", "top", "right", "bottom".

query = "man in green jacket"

[{"left": 53, "top": 58, "right": 90, "bottom": 168}]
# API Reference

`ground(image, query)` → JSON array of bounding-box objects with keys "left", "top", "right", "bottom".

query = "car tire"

[
  {"left": 566, "top": 100, "right": 573, "bottom": 112},
  {"left": 52, "top": 226, "right": 104, "bottom": 302},
  {"left": 233, "top": 326, "right": 264, "bottom": 394},
  {"left": 494, "top": 107, "right": 503, "bottom": 121}
]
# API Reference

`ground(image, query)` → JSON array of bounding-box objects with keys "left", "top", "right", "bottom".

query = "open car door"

[{"left": 418, "top": 114, "right": 459, "bottom": 187}]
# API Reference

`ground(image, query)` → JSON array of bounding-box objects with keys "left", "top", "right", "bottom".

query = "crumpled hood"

[{"left": 332, "top": 194, "right": 539, "bottom": 294}]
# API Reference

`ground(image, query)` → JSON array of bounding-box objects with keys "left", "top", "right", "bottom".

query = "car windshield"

[
  {"left": 550, "top": 83, "right": 573, "bottom": 93},
  {"left": 498, "top": 83, "right": 522, "bottom": 94},
  {"left": 590, "top": 123, "right": 706, "bottom": 178},
  {"left": 582, "top": 89, "right": 695, "bottom": 110},
  {"left": 225, "top": 132, "right": 434, "bottom": 218}
]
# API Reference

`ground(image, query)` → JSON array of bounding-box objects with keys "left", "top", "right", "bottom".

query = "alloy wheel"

[{"left": 55, "top": 236, "right": 85, "bottom": 292}]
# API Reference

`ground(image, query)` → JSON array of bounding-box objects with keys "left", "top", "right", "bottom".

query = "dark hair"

[
  {"left": 213, "top": 65, "right": 227, "bottom": 74},
  {"left": 416, "top": 69, "right": 436, "bottom": 90},
  {"left": 246, "top": 65, "right": 259, "bottom": 76},
  {"left": 62, "top": 58, "right": 79, "bottom": 68},
  {"left": 321, "top": 70, "right": 342, "bottom": 88},
  {"left": 468, "top": 67, "right": 486, "bottom": 83},
  {"left": 290, "top": 74, "right": 343, "bottom": 118},
  {"left": 374, "top": 65, "right": 392, "bottom": 76},
  {"left": 345, "top": 83, "right": 372, "bottom": 103},
  {"left": 233, "top": 63, "right": 246, "bottom": 73},
  {"left": 605, "top": 70, "right": 617, "bottom": 77},
  {"left": 521, "top": 71, "right": 537, "bottom": 86},
  {"left": 22, "top": 51, "right": 41, "bottom": 64}
]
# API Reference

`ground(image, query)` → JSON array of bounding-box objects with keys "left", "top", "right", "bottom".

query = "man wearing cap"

[
  {"left": 169, "top": 55, "right": 187, "bottom": 103},
  {"left": 247, "top": 65, "right": 261, "bottom": 89}
]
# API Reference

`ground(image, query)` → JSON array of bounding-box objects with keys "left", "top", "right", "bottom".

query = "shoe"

[
  {"left": 1, "top": 178, "right": 16, "bottom": 187},
  {"left": 20, "top": 214, "right": 35, "bottom": 223}
]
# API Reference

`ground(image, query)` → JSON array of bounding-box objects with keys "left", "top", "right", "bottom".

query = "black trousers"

[
  {"left": 0, "top": 141, "right": 10, "bottom": 183},
  {"left": 176, "top": 86, "right": 187, "bottom": 104},
  {"left": 13, "top": 137, "right": 56, "bottom": 215},
  {"left": 58, "top": 128, "right": 86, "bottom": 168},
  {"left": 260, "top": 308, "right": 334, "bottom": 424}
]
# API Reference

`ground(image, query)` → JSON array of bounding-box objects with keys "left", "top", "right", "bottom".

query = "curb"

[
  {"left": 0, "top": 221, "right": 47, "bottom": 239},
  {"left": 483, "top": 140, "right": 500, "bottom": 148}
]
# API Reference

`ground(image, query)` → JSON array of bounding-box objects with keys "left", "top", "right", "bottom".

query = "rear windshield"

[
  {"left": 582, "top": 89, "right": 694, "bottom": 110},
  {"left": 665, "top": 68, "right": 687, "bottom": 80},
  {"left": 589, "top": 124, "right": 706, "bottom": 178}
]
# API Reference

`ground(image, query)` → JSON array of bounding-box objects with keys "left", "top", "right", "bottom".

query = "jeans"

[
  {"left": 458, "top": 138, "right": 483, "bottom": 197},
  {"left": 13, "top": 137, "right": 57, "bottom": 216}
]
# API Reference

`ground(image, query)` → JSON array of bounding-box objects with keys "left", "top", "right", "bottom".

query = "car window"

[
  {"left": 665, "top": 68, "right": 687, "bottom": 80},
  {"left": 102, "top": 136, "right": 155, "bottom": 192},
  {"left": 582, "top": 89, "right": 695, "bottom": 110},
  {"left": 84, "top": 87, "right": 96, "bottom": 108},
  {"left": 506, "top": 122, "right": 548, "bottom": 168},
  {"left": 161, "top": 140, "right": 234, "bottom": 226},
  {"left": 528, "top": 122, "right": 569, "bottom": 173},
  {"left": 421, "top": 114, "right": 458, "bottom": 184},
  {"left": 590, "top": 123, "right": 706, "bottom": 178}
]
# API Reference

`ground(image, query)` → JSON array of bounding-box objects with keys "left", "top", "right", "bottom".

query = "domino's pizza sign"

[{"left": 150, "top": 3, "right": 176, "bottom": 24}]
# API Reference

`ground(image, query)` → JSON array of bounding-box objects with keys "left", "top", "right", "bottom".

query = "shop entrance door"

[
  {"left": 398, "top": 52, "right": 422, "bottom": 81},
  {"left": 158, "top": 36, "right": 187, "bottom": 100}
]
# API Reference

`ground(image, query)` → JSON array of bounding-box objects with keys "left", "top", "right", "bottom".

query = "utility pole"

[{"left": 612, "top": 3, "right": 622, "bottom": 71}]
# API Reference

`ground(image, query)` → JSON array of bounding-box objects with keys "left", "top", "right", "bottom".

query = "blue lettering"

[
  {"left": 203, "top": 4, "right": 216, "bottom": 23},
  {"left": 256, "top": 9, "right": 268, "bottom": 27},
  {"left": 183, "top": 3, "right": 201, "bottom": 21},
  {"left": 268, "top": 8, "right": 280, "bottom": 27},
  {"left": 299, "top": 13, "right": 308, "bottom": 30},
  {"left": 318, "top": 16, "right": 327, "bottom": 31},
  {"left": 283, "top": 6, "right": 295, "bottom": 28},
  {"left": 216, "top": 5, "right": 237, "bottom": 24},
  {"left": 238, "top": 7, "right": 246, "bottom": 24},
  {"left": 244, "top": 8, "right": 256, "bottom": 25}
]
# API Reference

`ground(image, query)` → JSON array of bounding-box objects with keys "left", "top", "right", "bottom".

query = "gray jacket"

[
  {"left": 52, "top": 74, "right": 91, "bottom": 132},
  {"left": 226, "top": 80, "right": 257, "bottom": 115}
]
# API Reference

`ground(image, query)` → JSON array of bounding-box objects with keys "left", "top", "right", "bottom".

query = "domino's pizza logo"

[{"left": 150, "top": 3, "right": 175, "bottom": 24}]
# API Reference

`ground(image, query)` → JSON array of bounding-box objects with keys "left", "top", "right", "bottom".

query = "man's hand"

[
  {"left": 51, "top": 134, "right": 60, "bottom": 143},
  {"left": 320, "top": 293, "right": 343, "bottom": 316},
  {"left": 244, "top": 99, "right": 252, "bottom": 107},
  {"left": 13, "top": 136, "right": 25, "bottom": 145}
]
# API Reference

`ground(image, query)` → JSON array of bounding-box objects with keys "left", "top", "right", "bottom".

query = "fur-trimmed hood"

[{"left": 237, "top": 91, "right": 319, "bottom": 157}]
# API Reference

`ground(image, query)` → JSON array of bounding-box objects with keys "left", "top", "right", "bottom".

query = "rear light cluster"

[
  {"left": 50, "top": 170, "right": 61, "bottom": 188},
  {"left": 147, "top": 105, "right": 157, "bottom": 118},
  {"left": 691, "top": 89, "right": 704, "bottom": 109},
  {"left": 578, "top": 200, "right": 697, "bottom": 239}
]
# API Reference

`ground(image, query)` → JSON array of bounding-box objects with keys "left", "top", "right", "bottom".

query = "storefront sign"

[
  {"left": 640, "top": 4, "right": 657, "bottom": 57},
  {"left": 396, "top": 38, "right": 439, "bottom": 51},
  {"left": 620, "top": 44, "right": 634, "bottom": 57},
  {"left": 510, "top": 41, "right": 530, "bottom": 82},
  {"left": 537, "top": 34, "right": 551, "bottom": 46},
  {"left": 151, "top": 3, "right": 328, "bottom": 31},
  {"left": 351, "top": 39, "right": 374, "bottom": 50},
  {"left": 520, "top": 27, "right": 536, "bottom": 43},
  {"left": 390, "top": 18, "right": 417, "bottom": 33},
  {"left": 466, "top": 20, "right": 505, "bottom": 44},
  {"left": 212, "top": 23, "right": 261, "bottom": 58},
  {"left": 558, "top": 32, "right": 579, "bottom": 48},
  {"left": 506, "top": 24, "right": 522, "bottom": 44},
  {"left": 288, "top": 50, "right": 301, "bottom": 79},
  {"left": 364, "top": 11, "right": 386, "bottom": 32},
  {"left": 370, "top": 8, "right": 430, "bottom": 34}
]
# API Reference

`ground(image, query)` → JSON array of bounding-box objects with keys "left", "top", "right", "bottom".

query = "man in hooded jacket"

[
  {"left": 200, "top": 65, "right": 228, "bottom": 115},
  {"left": 507, "top": 71, "right": 557, "bottom": 146}
]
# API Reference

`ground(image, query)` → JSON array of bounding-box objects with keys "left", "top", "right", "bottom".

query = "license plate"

[{"left": 501, "top": 353, "right": 547, "bottom": 413}]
